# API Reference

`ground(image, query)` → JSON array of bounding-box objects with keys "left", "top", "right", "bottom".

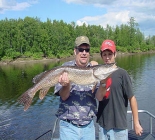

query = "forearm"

[
  {"left": 130, "top": 96, "right": 139, "bottom": 124},
  {"left": 58, "top": 72, "right": 71, "bottom": 101},
  {"left": 130, "top": 96, "right": 143, "bottom": 135},
  {"left": 59, "top": 84, "right": 70, "bottom": 101},
  {"left": 95, "top": 84, "right": 106, "bottom": 101}
]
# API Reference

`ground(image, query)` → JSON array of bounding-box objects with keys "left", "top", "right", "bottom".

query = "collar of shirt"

[{"left": 74, "top": 60, "right": 91, "bottom": 67}]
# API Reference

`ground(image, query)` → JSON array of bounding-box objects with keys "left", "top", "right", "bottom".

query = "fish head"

[{"left": 93, "top": 63, "right": 118, "bottom": 80}]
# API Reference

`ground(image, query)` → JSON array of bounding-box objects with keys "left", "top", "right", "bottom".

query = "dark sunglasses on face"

[{"left": 76, "top": 47, "right": 90, "bottom": 52}]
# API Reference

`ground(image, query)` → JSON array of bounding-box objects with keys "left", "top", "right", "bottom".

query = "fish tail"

[{"left": 18, "top": 89, "right": 35, "bottom": 111}]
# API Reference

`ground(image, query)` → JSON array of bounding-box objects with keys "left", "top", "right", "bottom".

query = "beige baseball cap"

[{"left": 75, "top": 36, "right": 90, "bottom": 47}]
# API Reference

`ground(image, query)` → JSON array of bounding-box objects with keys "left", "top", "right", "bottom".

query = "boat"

[
  {"left": 35, "top": 110, "right": 155, "bottom": 140},
  {"left": 127, "top": 110, "right": 155, "bottom": 140}
]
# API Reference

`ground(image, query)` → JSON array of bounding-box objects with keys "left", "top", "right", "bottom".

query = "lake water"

[{"left": 0, "top": 53, "right": 155, "bottom": 140}]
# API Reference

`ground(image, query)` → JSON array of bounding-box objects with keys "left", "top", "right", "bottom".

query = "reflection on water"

[
  {"left": 0, "top": 61, "right": 62, "bottom": 139},
  {"left": 0, "top": 53, "right": 155, "bottom": 139}
]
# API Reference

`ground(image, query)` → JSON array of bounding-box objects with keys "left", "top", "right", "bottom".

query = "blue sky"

[{"left": 0, "top": 0, "right": 155, "bottom": 37}]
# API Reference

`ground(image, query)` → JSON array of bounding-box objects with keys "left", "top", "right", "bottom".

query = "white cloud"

[
  {"left": 76, "top": 20, "right": 88, "bottom": 26},
  {"left": 77, "top": 11, "right": 130, "bottom": 29},
  {"left": 0, "top": 0, "right": 16, "bottom": 9},
  {"left": 12, "top": 2, "right": 30, "bottom": 11},
  {"left": 0, "top": 0, "right": 37, "bottom": 13},
  {"left": 70, "top": 0, "right": 155, "bottom": 36}
]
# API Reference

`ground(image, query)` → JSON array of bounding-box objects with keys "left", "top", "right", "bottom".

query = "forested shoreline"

[{"left": 0, "top": 16, "right": 155, "bottom": 62}]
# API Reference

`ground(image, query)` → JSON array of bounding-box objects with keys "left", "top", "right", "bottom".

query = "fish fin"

[
  {"left": 92, "top": 83, "right": 97, "bottom": 93},
  {"left": 39, "top": 87, "right": 50, "bottom": 100},
  {"left": 17, "top": 89, "right": 35, "bottom": 111}
]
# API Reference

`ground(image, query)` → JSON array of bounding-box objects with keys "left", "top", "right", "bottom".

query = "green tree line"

[{"left": 0, "top": 16, "right": 155, "bottom": 61}]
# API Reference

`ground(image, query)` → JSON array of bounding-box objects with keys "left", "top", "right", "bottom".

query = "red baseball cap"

[{"left": 100, "top": 40, "right": 116, "bottom": 53}]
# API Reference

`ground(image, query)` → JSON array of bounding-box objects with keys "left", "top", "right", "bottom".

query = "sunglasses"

[{"left": 76, "top": 47, "right": 90, "bottom": 52}]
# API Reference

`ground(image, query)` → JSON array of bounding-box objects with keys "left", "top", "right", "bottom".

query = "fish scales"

[
  {"left": 63, "top": 67, "right": 97, "bottom": 85},
  {"left": 35, "top": 66, "right": 97, "bottom": 85},
  {"left": 18, "top": 63, "right": 118, "bottom": 111}
]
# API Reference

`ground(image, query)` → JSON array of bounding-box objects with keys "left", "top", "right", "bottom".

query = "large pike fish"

[{"left": 18, "top": 63, "right": 118, "bottom": 111}]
